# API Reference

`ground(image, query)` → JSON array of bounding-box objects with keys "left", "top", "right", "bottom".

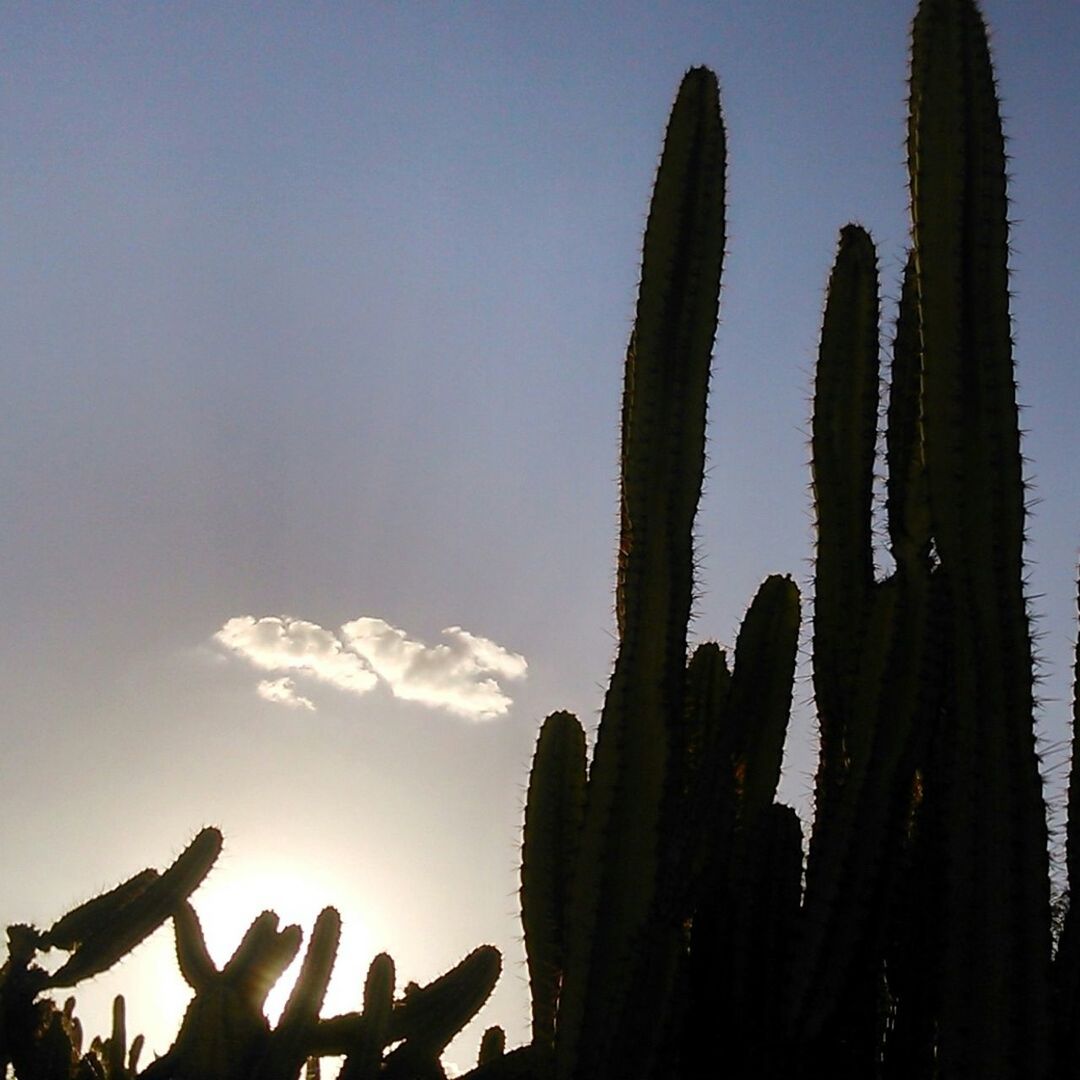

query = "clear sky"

[{"left": 2, "top": 1, "right": 1077, "bottom": 1073}]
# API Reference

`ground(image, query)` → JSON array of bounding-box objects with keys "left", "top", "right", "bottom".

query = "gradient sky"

[{"left": 3, "top": 1, "right": 1078, "bottom": 1072}]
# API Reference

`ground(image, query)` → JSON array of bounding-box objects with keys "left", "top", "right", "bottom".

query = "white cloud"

[
  {"left": 256, "top": 677, "right": 315, "bottom": 711},
  {"left": 215, "top": 616, "right": 378, "bottom": 696},
  {"left": 341, "top": 618, "right": 528, "bottom": 720},
  {"left": 214, "top": 614, "right": 526, "bottom": 720}
]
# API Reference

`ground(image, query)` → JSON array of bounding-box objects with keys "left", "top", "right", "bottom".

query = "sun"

[
  {"left": 50, "top": 842, "right": 385, "bottom": 1073},
  {"left": 186, "top": 849, "right": 381, "bottom": 1025}
]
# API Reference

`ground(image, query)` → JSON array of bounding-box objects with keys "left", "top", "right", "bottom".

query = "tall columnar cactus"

[
  {"left": 794, "top": 228, "right": 940, "bottom": 1074},
  {"left": 795, "top": 1, "right": 1053, "bottom": 1074},
  {"left": 517, "top": 64, "right": 803, "bottom": 1080},
  {"left": 553, "top": 64, "right": 727, "bottom": 1080},
  {"left": 908, "top": 2, "right": 1052, "bottom": 1073}
]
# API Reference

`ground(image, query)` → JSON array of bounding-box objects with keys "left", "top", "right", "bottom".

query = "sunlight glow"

[{"left": 190, "top": 855, "right": 381, "bottom": 1024}]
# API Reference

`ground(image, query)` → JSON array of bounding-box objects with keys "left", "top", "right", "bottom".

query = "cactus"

[
  {"left": 548, "top": 63, "right": 730, "bottom": 1080},
  {"left": 48, "top": 828, "right": 224, "bottom": 990},
  {"left": 86, "top": 996, "right": 144, "bottom": 1080},
  {"left": 908, "top": 4, "right": 1052, "bottom": 1074},
  {"left": 792, "top": 228, "right": 939, "bottom": 1072},
  {"left": 2, "top": 826, "right": 504, "bottom": 1080},
  {"left": 334, "top": 952, "right": 395, "bottom": 1080},
  {"left": 514, "top": 3, "right": 1072, "bottom": 1080},
  {"left": 153, "top": 896, "right": 502, "bottom": 1080},
  {"left": 794, "top": 3, "right": 1053, "bottom": 1075},
  {"left": 517, "top": 63, "right": 802, "bottom": 1080},
  {"left": 519, "top": 711, "right": 586, "bottom": 1050},
  {"left": 553, "top": 65, "right": 727, "bottom": 1080},
  {"left": 1054, "top": 571, "right": 1080, "bottom": 1075},
  {"left": 1, "top": 829, "right": 221, "bottom": 1079}
]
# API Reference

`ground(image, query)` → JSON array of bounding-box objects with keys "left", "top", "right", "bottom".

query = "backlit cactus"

[
  {"left": 518, "top": 64, "right": 803, "bottom": 1080},
  {"left": 516, "top": 2, "right": 1075, "bottom": 1079}
]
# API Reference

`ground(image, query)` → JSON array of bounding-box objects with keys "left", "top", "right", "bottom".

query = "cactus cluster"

[
  {"left": 2, "top": 2, "right": 1075, "bottom": 1079},
  {"left": 1, "top": 829, "right": 506, "bottom": 1080},
  {"left": 511, "top": 2, "right": 1078, "bottom": 1078}
]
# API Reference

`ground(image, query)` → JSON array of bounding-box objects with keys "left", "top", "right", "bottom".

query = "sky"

[{"left": 2, "top": 1, "right": 1078, "bottom": 1073}]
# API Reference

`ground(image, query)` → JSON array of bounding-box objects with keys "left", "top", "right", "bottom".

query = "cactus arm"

[
  {"left": 219, "top": 910, "right": 298, "bottom": 1010},
  {"left": 676, "top": 643, "right": 734, "bottom": 901},
  {"left": 337, "top": 952, "right": 396, "bottom": 1080},
  {"left": 256, "top": 907, "right": 342, "bottom": 1080},
  {"left": 174, "top": 900, "right": 217, "bottom": 992},
  {"left": 519, "top": 711, "right": 586, "bottom": 1049},
  {"left": 797, "top": 227, "right": 939, "bottom": 1064},
  {"left": 615, "top": 64, "right": 727, "bottom": 646},
  {"left": 388, "top": 945, "right": 501, "bottom": 1060},
  {"left": 886, "top": 252, "right": 932, "bottom": 573},
  {"left": 47, "top": 826, "right": 223, "bottom": 988},
  {"left": 275, "top": 907, "right": 341, "bottom": 1029},
  {"left": 127, "top": 1033, "right": 144, "bottom": 1077},
  {"left": 909, "top": 2, "right": 1052, "bottom": 1072},
  {"left": 810, "top": 224, "right": 880, "bottom": 814},
  {"left": 478, "top": 1026, "right": 506, "bottom": 1065},
  {"left": 727, "top": 574, "right": 801, "bottom": 824},
  {"left": 105, "top": 994, "right": 126, "bottom": 1079},
  {"left": 909, "top": 0, "right": 1024, "bottom": 581},
  {"left": 457, "top": 1044, "right": 547, "bottom": 1080},
  {"left": 557, "top": 65, "right": 725, "bottom": 1080},
  {"left": 42, "top": 870, "right": 159, "bottom": 952}
]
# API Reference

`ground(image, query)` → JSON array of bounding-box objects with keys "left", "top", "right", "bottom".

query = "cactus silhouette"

[
  {"left": 0, "top": 828, "right": 221, "bottom": 1078},
  {"left": 517, "top": 62, "right": 802, "bottom": 1080},
  {"left": 1, "top": 828, "right": 504, "bottom": 1080},
  {"left": 514, "top": 2, "right": 1076, "bottom": 1079}
]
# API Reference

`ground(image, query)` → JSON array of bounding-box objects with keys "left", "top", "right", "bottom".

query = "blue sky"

[{"left": 2, "top": 1, "right": 1077, "bottom": 1071}]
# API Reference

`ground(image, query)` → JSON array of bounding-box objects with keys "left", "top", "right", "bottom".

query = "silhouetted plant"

[
  {"left": 0, "top": 828, "right": 221, "bottom": 1078},
  {"left": 1, "top": 829, "right": 504, "bottom": 1080},
  {"left": 513, "top": 2, "right": 1078, "bottom": 1079}
]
